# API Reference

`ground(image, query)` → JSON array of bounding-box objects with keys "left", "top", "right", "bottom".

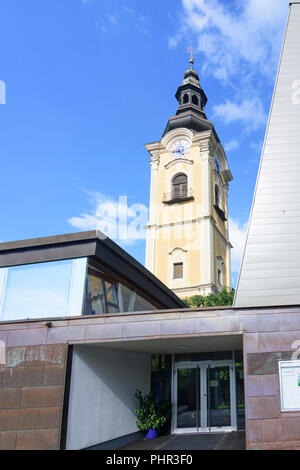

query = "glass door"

[
  {"left": 176, "top": 367, "right": 199, "bottom": 431},
  {"left": 174, "top": 361, "right": 236, "bottom": 433},
  {"left": 207, "top": 365, "right": 232, "bottom": 429}
]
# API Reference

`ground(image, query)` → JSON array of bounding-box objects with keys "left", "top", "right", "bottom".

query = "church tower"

[{"left": 145, "top": 55, "right": 233, "bottom": 299}]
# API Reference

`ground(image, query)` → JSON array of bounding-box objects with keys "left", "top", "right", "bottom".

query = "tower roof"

[
  {"left": 234, "top": 2, "right": 300, "bottom": 308},
  {"left": 163, "top": 54, "right": 210, "bottom": 137},
  {"left": 182, "top": 53, "right": 201, "bottom": 87},
  {"left": 0, "top": 231, "right": 186, "bottom": 310}
]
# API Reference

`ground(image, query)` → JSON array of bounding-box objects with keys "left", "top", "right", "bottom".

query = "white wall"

[
  {"left": 235, "top": 4, "right": 300, "bottom": 308},
  {"left": 66, "top": 346, "right": 151, "bottom": 450}
]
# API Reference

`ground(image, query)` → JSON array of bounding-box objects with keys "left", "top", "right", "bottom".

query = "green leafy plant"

[
  {"left": 134, "top": 390, "right": 171, "bottom": 433},
  {"left": 183, "top": 287, "right": 235, "bottom": 308}
]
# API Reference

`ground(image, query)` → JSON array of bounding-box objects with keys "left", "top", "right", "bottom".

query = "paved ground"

[
  {"left": 216, "top": 431, "right": 246, "bottom": 450},
  {"left": 120, "top": 432, "right": 245, "bottom": 451},
  {"left": 160, "top": 434, "right": 224, "bottom": 451}
]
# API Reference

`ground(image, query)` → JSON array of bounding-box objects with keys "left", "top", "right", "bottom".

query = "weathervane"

[{"left": 188, "top": 46, "right": 194, "bottom": 68}]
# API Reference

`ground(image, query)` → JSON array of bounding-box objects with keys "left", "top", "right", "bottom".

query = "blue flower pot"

[{"left": 146, "top": 429, "right": 157, "bottom": 440}]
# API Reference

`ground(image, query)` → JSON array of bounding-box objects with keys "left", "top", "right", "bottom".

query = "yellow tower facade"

[{"left": 145, "top": 58, "right": 233, "bottom": 299}]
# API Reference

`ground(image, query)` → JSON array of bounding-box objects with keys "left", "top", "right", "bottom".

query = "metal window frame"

[
  {"left": 279, "top": 360, "right": 300, "bottom": 412},
  {"left": 0, "top": 259, "right": 87, "bottom": 321},
  {"left": 0, "top": 268, "right": 8, "bottom": 318},
  {"left": 172, "top": 358, "right": 237, "bottom": 434}
]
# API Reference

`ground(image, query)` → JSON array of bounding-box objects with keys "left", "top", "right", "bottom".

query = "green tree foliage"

[{"left": 182, "top": 287, "right": 235, "bottom": 308}]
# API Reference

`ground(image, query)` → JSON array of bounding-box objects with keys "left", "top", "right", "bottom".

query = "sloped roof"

[
  {"left": 0, "top": 231, "right": 185, "bottom": 310},
  {"left": 234, "top": 2, "right": 300, "bottom": 308}
]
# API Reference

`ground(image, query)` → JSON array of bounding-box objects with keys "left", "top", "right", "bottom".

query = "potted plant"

[{"left": 134, "top": 390, "right": 171, "bottom": 439}]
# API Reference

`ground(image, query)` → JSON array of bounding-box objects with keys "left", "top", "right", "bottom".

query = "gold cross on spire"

[{"left": 188, "top": 46, "right": 194, "bottom": 68}]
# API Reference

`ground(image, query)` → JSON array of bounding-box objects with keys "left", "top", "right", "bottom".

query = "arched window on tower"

[
  {"left": 213, "top": 183, "right": 227, "bottom": 221},
  {"left": 217, "top": 256, "right": 224, "bottom": 288},
  {"left": 192, "top": 95, "right": 199, "bottom": 106},
  {"left": 183, "top": 94, "right": 189, "bottom": 104},
  {"left": 215, "top": 185, "right": 220, "bottom": 208},
  {"left": 172, "top": 173, "right": 188, "bottom": 198}
]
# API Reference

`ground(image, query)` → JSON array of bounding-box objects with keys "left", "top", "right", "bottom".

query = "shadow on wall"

[{"left": 65, "top": 345, "right": 152, "bottom": 450}]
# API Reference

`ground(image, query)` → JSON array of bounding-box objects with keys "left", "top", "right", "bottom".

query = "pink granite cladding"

[
  {"left": 243, "top": 325, "right": 300, "bottom": 450},
  {"left": 0, "top": 305, "right": 300, "bottom": 450},
  {"left": 258, "top": 331, "right": 300, "bottom": 353},
  {"left": 46, "top": 326, "right": 85, "bottom": 344},
  {"left": 0, "top": 344, "right": 67, "bottom": 450},
  {"left": 247, "top": 396, "right": 280, "bottom": 420},
  {"left": 243, "top": 333, "right": 259, "bottom": 353},
  {"left": 7, "top": 328, "right": 48, "bottom": 348},
  {"left": 247, "top": 375, "right": 279, "bottom": 397},
  {"left": 248, "top": 440, "right": 300, "bottom": 450},
  {"left": 247, "top": 419, "right": 262, "bottom": 443},
  {"left": 280, "top": 313, "right": 300, "bottom": 331},
  {"left": 0, "top": 305, "right": 298, "bottom": 348}
]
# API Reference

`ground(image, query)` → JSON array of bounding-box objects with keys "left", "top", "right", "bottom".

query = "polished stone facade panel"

[
  {"left": 0, "top": 305, "right": 300, "bottom": 449},
  {"left": 0, "top": 344, "right": 67, "bottom": 450}
]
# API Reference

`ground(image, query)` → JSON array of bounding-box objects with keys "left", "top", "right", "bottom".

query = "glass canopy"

[
  {"left": 0, "top": 258, "right": 87, "bottom": 321},
  {"left": 0, "top": 257, "right": 158, "bottom": 322}
]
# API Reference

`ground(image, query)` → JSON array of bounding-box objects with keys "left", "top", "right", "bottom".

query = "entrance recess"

[{"left": 173, "top": 361, "right": 237, "bottom": 433}]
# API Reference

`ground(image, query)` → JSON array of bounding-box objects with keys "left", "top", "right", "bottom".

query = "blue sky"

[{"left": 0, "top": 0, "right": 290, "bottom": 285}]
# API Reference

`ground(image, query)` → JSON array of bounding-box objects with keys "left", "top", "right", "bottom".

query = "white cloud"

[
  {"left": 213, "top": 98, "right": 267, "bottom": 130},
  {"left": 168, "top": 25, "right": 188, "bottom": 49},
  {"left": 123, "top": 5, "right": 134, "bottom": 15},
  {"left": 93, "top": 6, "right": 148, "bottom": 36},
  {"left": 169, "top": 0, "right": 289, "bottom": 129},
  {"left": 94, "top": 21, "right": 108, "bottom": 34},
  {"left": 68, "top": 192, "right": 148, "bottom": 247},
  {"left": 224, "top": 139, "right": 239, "bottom": 152},
  {"left": 109, "top": 15, "right": 117, "bottom": 25},
  {"left": 179, "top": 0, "right": 288, "bottom": 80},
  {"left": 229, "top": 217, "right": 248, "bottom": 274},
  {"left": 250, "top": 140, "right": 263, "bottom": 152}
]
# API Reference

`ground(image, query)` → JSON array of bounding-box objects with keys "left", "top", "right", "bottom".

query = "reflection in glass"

[
  {"left": 119, "top": 284, "right": 135, "bottom": 312},
  {"left": 175, "top": 351, "right": 233, "bottom": 363},
  {"left": 134, "top": 293, "right": 158, "bottom": 312},
  {"left": 151, "top": 354, "right": 172, "bottom": 403},
  {"left": 105, "top": 281, "right": 119, "bottom": 313},
  {"left": 85, "top": 272, "right": 106, "bottom": 315},
  {"left": 85, "top": 268, "right": 119, "bottom": 315},
  {"left": 208, "top": 366, "right": 231, "bottom": 427},
  {"left": 84, "top": 264, "right": 157, "bottom": 315},
  {"left": 0, "top": 256, "right": 159, "bottom": 321},
  {"left": 0, "top": 258, "right": 87, "bottom": 321},
  {"left": 119, "top": 284, "right": 158, "bottom": 313},
  {"left": 177, "top": 368, "right": 198, "bottom": 429}
]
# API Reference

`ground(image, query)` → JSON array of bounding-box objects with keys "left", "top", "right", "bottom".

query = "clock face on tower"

[{"left": 171, "top": 139, "right": 190, "bottom": 159}]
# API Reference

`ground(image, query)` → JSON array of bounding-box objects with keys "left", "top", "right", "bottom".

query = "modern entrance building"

[
  {"left": 0, "top": 232, "right": 245, "bottom": 450},
  {"left": 0, "top": 230, "right": 300, "bottom": 450},
  {"left": 1, "top": 1, "right": 300, "bottom": 452}
]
